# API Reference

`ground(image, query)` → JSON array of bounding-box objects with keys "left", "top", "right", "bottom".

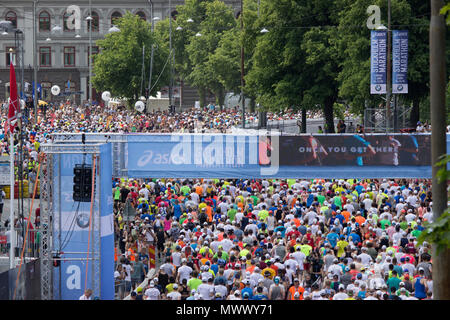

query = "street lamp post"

[
  {"left": 88, "top": 0, "right": 93, "bottom": 107},
  {"left": 11, "top": 29, "right": 25, "bottom": 251},
  {"left": 240, "top": 0, "right": 245, "bottom": 128},
  {"left": 168, "top": 0, "right": 174, "bottom": 111},
  {"left": 33, "top": 0, "right": 39, "bottom": 124},
  {"left": 2, "top": 22, "right": 27, "bottom": 249},
  {"left": 147, "top": 0, "right": 155, "bottom": 106}
]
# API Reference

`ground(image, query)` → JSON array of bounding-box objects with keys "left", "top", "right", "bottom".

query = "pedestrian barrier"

[
  {"left": 148, "top": 245, "right": 155, "bottom": 269},
  {"left": 14, "top": 180, "right": 29, "bottom": 199}
]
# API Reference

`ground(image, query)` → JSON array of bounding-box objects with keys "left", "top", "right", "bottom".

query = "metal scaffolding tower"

[{"left": 39, "top": 143, "right": 102, "bottom": 300}]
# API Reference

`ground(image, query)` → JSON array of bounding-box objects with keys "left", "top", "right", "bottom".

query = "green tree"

[
  {"left": 209, "top": 26, "right": 241, "bottom": 97},
  {"left": 156, "top": 0, "right": 236, "bottom": 108},
  {"left": 185, "top": 0, "right": 236, "bottom": 107},
  {"left": 92, "top": 12, "right": 170, "bottom": 107},
  {"left": 418, "top": 154, "right": 450, "bottom": 254},
  {"left": 335, "top": 0, "right": 433, "bottom": 127},
  {"left": 244, "top": 0, "right": 307, "bottom": 113},
  {"left": 246, "top": 0, "right": 341, "bottom": 132}
]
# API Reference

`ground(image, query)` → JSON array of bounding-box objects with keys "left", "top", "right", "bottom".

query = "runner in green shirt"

[
  {"left": 300, "top": 243, "right": 313, "bottom": 257},
  {"left": 333, "top": 196, "right": 342, "bottom": 210},
  {"left": 180, "top": 185, "right": 191, "bottom": 196},
  {"left": 187, "top": 274, "right": 202, "bottom": 291},
  {"left": 250, "top": 195, "right": 258, "bottom": 206},
  {"left": 213, "top": 247, "right": 229, "bottom": 261},
  {"left": 317, "top": 194, "right": 326, "bottom": 206},
  {"left": 227, "top": 208, "right": 237, "bottom": 222},
  {"left": 380, "top": 218, "right": 391, "bottom": 229},
  {"left": 411, "top": 226, "right": 422, "bottom": 238},
  {"left": 258, "top": 208, "right": 269, "bottom": 222}
]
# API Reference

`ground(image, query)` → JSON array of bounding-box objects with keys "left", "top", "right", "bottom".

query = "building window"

[
  {"left": 136, "top": 11, "right": 146, "bottom": 20},
  {"left": 64, "top": 47, "right": 75, "bottom": 66},
  {"left": 6, "top": 47, "right": 16, "bottom": 66},
  {"left": 87, "top": 46, "right": 99, "bottom": 66},
  {"left": 39, "top": 47, "right": 51, "bottom": 66},
  {"left": 5, "top": 11, "right": 17, "bottom": 28},
  {"left": 39, "top": 11, "right": 51, "bottom": 31},
  {"left": 87, "top": 11, "right": 99, "bottom": 32},
  {"left": 63, "top": 12, "right": 74, "bottom": 31},
  {"left": 111, "top": 11, "right": 122, "bottom": 26}
]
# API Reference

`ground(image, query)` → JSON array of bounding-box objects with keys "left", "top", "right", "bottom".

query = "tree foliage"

[
  {"left": 92, "top": 12, "right": 170, "bottom": 106},
  {"left": 418, "top": 154, "right": 450, "bottom": 255},
  {"left": 94, "top": 1, "right": 449, "bottom": 119}
]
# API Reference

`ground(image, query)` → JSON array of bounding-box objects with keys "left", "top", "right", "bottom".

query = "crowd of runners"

[
  {"left": 113, "top": 177, "right": 435, "bottom": 301},
  {"left": 0, "top": 102, "right": 440, "bottom": 301}
]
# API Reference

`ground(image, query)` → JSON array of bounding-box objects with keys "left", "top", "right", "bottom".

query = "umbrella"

[{"left": 38, "top": 100, "right": 48, "bottom": 106}]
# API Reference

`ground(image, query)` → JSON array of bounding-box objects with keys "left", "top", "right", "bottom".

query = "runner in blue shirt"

[{"left": 327, "top": 229, "right": 339, "bottom": 248}]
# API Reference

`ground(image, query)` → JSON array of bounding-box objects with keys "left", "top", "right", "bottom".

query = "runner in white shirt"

[
  {"left": 167, "top": 284, "right": 182, "bottom": 300},
  {"left": 357, "top": 248, "right": 373, "bottom": 266},
  {"left": 333, "top": 285, "right": 348, "bottom": 300},
  {"left": 197, "top": 278, "right": 214, "bottom": 300},
  {"left": 177, "top": 260, "right": 193, "bottom": 284},
  {"left": 144, "top": 282, "right": 160, "bottom": 300},
  {"left": 291, "top": 247, "right": 306, "bottom": 270}
]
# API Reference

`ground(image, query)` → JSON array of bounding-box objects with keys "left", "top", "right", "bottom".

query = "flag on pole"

[{"left": 5, "top": 63, "right": 19, "bottom": 134}]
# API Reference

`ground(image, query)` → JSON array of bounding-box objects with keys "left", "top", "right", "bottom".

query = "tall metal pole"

[
  {"left": 386, "top": 0, "right": 391, "bottom": 131},
  {"left": 140, "top": 45, "right": 146, "bottom": 97},
  {"left": 168, "top": 0, "right": 173, "bottom": 109},
  {"left": 88, "top": 0, "right": 92, "bottom": 107},
  {"left": 430, "top": 0, "right": 449, "bottom": 300},
  {"left": 15, "top": 30, "right": 25, "bottom": 248},
  {"left": 9, "top": 133, "right": 15, "bottom": 269},
  {"left": 240, "top": 0, "right": 245, "bottom": 128},
  {"left": 148, "top": 0, "right": 155, "bottom": 102},
  {"left": 33, "top": 0, "right": 38, "bottom": 124}
]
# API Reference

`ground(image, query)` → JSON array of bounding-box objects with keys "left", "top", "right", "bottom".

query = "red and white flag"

[{"left": 5, "top": 63, "right": 19, "bottom": 134}]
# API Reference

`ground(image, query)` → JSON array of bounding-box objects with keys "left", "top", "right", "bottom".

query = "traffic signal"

[{"left": 73, "top": 164, "right": 93, "bottom": 202}]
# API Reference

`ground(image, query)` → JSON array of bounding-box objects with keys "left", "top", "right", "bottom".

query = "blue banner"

[
  {"left": 52, "top": 153, "right": 101, "bottom": 300},
  {"left": 392, "top": 30, "right": 408, "bottom": 94},
  {"left": 126, "top": 134, "right": 436, "bottom": 179},
  {"left": 99, "top": 143, "right": 115, "bottom": 300},
  {"left": 370, "top": 30, "right": 387, "bottom": 94}
]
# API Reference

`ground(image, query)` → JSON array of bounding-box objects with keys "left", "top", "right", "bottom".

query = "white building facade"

[{"left": 0, "top": 0, "right": 240, "bottom": 105}]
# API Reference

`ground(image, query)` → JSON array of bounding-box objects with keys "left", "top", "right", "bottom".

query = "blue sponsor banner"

[
  {"left": 99, "top": 143, "right": 115, "bottom": 300},
  {"left": 52, "top": 153, "right": 101, "bottom": 300},
  {"left": 127, "top": 134, "right": 261, "bottom": 178},
  {"left": 126, "top": 134, "right": 437, "bottom": 179},
  {"left": 370, "top": 30, "right": 387, "bottom": 94},
  {"left": 392, "top": 30, "right": 408, "bottom": 94}
]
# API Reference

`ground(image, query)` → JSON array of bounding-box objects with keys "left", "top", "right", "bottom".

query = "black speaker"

[{"left": 73, "top": 164, "right": 94, "bottom": 202}]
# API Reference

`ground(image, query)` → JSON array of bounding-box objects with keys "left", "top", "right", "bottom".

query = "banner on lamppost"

[
  {"left": 392, "top": 30, "right": 408, "bottom": 94},
  {"left": 370, "top": 30, "right": 387, "bottom": 94}
]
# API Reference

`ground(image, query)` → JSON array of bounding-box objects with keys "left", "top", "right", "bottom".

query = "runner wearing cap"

[{"left": 287, "top": 278, "right": 305, "bottom": 300}]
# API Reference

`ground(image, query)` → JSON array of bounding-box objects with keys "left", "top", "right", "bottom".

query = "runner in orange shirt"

[
  {"left": 342, "top": 210, "right": 351, "bottom": 223},
  {"left": 355, "top": 212, "right": 366, "bottom": 225},
  {"left": 287, "top": 279, "right": 305, "bottom": 300}
]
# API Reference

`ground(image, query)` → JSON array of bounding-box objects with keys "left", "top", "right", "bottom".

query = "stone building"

[{"left": 0, "top": 0, "right": 240, "bottom": 106}]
